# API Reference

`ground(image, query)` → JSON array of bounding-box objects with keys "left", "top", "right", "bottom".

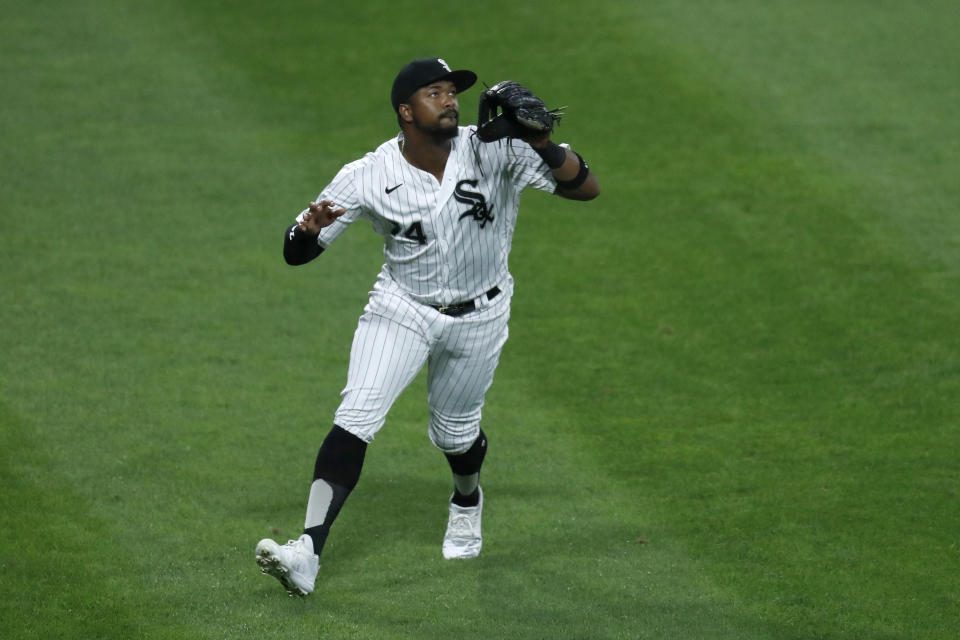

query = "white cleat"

[
  {"left": 255, "top": 535, "right": 319, "bottom": 596},
  {"left": 442, "top": 487, "right": 483, "bottom": 559}
]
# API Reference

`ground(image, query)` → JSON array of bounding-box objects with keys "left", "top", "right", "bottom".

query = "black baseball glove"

[{"left": 476, "top": 81, "right": 562, "bottom": 143}]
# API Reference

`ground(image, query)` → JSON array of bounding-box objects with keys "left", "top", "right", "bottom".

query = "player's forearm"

[
  {"left": 553, "top": 151, "right": 599, "bottom": 201},
  {"left": 283, "top": 224, "right": 324, "bottom": 265},
  {"left": 556, "top": 169, "right": 599, "bottom": 200},
  {"left": 532, "top": 140, "right": 599, "bottom": 201}
]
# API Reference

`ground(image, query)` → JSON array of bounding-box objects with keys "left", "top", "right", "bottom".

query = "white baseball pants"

[{"left": 334, "top": 274, "right": 511, "bottom": 454}]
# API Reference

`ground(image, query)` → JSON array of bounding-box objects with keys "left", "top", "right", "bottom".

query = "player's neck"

[{"left": 400, "top": 130, "right": 452, "bottom": 183}]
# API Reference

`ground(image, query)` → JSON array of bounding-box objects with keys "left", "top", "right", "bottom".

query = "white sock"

[
  {"left": 304, "top": 479, "right": 334, "bottom": 529},
  {"left": 453, "top": 472, "right": 479, "bottom": 496}
]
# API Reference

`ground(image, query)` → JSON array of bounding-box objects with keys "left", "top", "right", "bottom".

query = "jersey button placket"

[{"left": 434, "top": 169, "right": 457, "bottom": 303}]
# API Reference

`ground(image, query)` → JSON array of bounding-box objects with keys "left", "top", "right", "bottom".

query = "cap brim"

[{"left": 435, "top": 69, "right": 477, "bottom": 94}]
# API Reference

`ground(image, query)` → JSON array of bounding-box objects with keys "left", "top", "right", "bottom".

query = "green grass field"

[{"left": 2, "top": 1, "right": 958, "bottom": 637}]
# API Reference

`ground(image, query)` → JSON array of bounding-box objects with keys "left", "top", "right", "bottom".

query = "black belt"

[{"left": 432, "top": 286, "right": 501, "bottom": 317}]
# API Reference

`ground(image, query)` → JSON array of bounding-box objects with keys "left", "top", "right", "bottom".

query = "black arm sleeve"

[{"left": 283, "top": 224, "right": 324, "bottom": 265}]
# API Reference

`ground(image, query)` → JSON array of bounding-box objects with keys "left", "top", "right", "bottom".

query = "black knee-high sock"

[
  {"left": 303, "top": 425, "right": 367, "bottom": 556},
  {"left": 445, "top": 429, "right": 487, "bottom": 507}
]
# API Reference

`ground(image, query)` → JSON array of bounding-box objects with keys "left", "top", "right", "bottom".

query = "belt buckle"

[{"left": 437, "top": 305, "right": 450, "bottom": 314}]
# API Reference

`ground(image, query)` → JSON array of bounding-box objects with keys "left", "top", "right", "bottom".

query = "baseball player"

[{"left": 255, "top": 57, "right": 599, "bottom": 596}]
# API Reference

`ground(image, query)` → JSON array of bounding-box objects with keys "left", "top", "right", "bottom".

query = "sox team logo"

[{"left": 455, "top": 179, "right": 494, "bottom": 229}]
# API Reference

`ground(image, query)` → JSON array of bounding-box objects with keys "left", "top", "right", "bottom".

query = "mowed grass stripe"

[{"left": 505, "top": 2, "right": 959, "bottom": 637}]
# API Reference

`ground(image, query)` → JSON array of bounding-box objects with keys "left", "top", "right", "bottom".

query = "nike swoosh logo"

[{"left": 385, "top": 184, "right": 403, "bottom": 194}]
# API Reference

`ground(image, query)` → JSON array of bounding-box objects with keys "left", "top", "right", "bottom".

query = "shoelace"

[
  {"left": 284, "top": 539, "right": 312, "bottom": 562},
  {"left": 449, "top": 514, "right": 476, "bottom": 538}
]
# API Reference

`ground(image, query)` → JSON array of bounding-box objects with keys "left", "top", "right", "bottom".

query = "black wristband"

[
  {"left": 555, "top": 152, "right": 590, "bottom": 191},
  {"left": 290, "top": 222, "right": 319, "bottom": 240},
  {"left": 283, "top": 223, "right": 324, "bottom": 265},
  {"left": 533, "top": 141, "right": 567, "bottom": 169}
]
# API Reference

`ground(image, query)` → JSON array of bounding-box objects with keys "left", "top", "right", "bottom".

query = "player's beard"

[{"left": 415, "top": 110, "right": 459, "bottom": 141}]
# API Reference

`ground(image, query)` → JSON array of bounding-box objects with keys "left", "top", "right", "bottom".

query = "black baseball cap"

[{"left": 390, "top": 58, "right": 477, "bottom": 113}]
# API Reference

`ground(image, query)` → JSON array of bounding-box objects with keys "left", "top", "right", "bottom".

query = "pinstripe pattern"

[
  {"left": 425, "top": 302, "right": 510, "bottom": 452},
  {"left": 305, "top": 126, "right": 552, "bottom": 452},
  {"left": 299, "top": 126, "right": 555, "bottom": 305},
  {"left": 333, "top": 273, "right": 511, "bottom": 453}
]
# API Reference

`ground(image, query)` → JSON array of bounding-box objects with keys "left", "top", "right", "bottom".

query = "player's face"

[{"left": 408, "top": 80, "right": 459, "bottom": 138}]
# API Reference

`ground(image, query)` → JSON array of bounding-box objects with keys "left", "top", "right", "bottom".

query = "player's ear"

[{"left": 398, "top": 103, "right": 413, "bottom": 124}]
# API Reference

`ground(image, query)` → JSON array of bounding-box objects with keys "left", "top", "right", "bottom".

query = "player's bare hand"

[{"left": 300, "top": 200, "right": 346, "bottom": 234}]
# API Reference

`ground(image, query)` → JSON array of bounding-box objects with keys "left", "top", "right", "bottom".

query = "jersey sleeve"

[
  {"left": 504, "top": 140, "right": 557, "bottom": 194},
  {"left": 295, "top": 162, "right": 364, "bottom": 250}
]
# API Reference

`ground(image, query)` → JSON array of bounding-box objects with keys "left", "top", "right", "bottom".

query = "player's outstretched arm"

[
  {"left": 474, "top": 81, "right": 599, "bottom": 201},
  {"left": 283, "top": 200, "right": 346, "bottom": 266}
]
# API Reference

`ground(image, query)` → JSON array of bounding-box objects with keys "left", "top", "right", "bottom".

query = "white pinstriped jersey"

[{"left": 298, "top": 126, "right": 556, "bottom": 306}]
